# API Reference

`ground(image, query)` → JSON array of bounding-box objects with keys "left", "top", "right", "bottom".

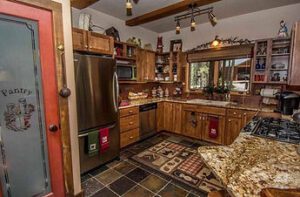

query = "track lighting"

[
  {"left": 126, "top": 0, "right": 132, "bottom": 16},
  {"left": 209, "top": 11, "right": 217, "bottom": 26},
  {"left": 174, "top": 7, "right": 217, "bottom": 34},
  {"left": 176, "top": 20, "right": 181, "bottom": 34},
  {"left": 191, "top": 17, "right": 196, "bottom": 32}
]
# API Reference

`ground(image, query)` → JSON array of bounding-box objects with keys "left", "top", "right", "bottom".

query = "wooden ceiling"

[
  {"left": 71, "top": 0, "right": 99, "bottom": 9},
  {"left": 126, "top": 0, "right": 221, "bottom": 26}
]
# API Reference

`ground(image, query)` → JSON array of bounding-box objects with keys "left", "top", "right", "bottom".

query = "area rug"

[{"left": 131, "top": 139, "right": 224, "bottom": 193}]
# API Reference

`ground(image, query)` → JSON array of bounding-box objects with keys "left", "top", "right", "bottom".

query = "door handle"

[{"left": 49, "top": 124, "right": 59, "bottom": 132}]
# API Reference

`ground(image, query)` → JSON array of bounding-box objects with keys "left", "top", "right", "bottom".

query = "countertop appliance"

[
  {"left": 139, "top": 103, "right": 157, "bottom": 140},
  {"left": 275, "top": 91, "right": 300, "bottom": 115},
  {"left": 246, "top": 117, "right": 300, "bottom": 144},
  {"left": 116, "top": 60, "right": 137, "bottom": 81},
  {"left": 74, "top": 53, "right": 120, "bottom": 174}
]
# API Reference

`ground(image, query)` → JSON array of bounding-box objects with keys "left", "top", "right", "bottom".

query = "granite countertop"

[
  {"left": 198, "top": 133, "right": 300, "bottom": 197},
  {"left": 119, "top": 97, "right": 263, "bottom": 112}
]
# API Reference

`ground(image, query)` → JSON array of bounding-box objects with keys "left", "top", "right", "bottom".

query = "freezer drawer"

[{"left": 78, "top": 124, "right": 120, "bottom": 174}]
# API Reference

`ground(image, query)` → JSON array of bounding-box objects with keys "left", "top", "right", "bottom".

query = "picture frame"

[{"left": 170, "top": 39, "right": 182, "bottom": 52}]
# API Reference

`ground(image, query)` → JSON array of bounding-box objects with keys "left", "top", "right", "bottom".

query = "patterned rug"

[{"left": 131, "top": 139, "right": 224, "bottom": 193}]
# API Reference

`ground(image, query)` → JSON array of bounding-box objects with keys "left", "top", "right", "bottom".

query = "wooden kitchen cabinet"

[
  {"left": 173, "top": 104, "right": 183, "bottom": 134},
  {"left": 72, "top": 28, "right": 88, "bottom": 51},
  {"left": 72, "top": 27, "right": 114, "bottom": 55},
  {"left": 119, "top": 107, "right": 140, "bottom": 148},
  {"left": 289, "top": 21, "right": 300, "bottom": 86},
  {"left": 136, "top": 49, "right": 156, "bottom": 82},
  {"left": 163, "top": 102, "right": 174, "bottom": 132},
  {"left": 182, "top": 110, "right": 202, "bottom": 139},
  {"left": 201, "top": 114, "right": 225, "bottom": 145},
  {"left": 156, "top": 102, "right": 165, "bottom": 131}
]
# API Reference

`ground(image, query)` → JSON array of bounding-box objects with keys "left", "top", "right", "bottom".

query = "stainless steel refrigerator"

[{"left": 74, "top": 53, "right": 119, "bottom": 174}]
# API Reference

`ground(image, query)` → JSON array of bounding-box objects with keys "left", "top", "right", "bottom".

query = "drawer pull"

[
  {"left": 129, "top": 122, "right": 134, "bottom": 125},
  {"left": 233, "top": 112, "right": 237, "bottom": 115},
  {"left": 243, "top": 113, "right": 246, "bottom": 116},
  {"left": 129, "top": 110, "right": 133, "bottom": 113},
  {"left": 129, "top": 136, "right": 134, "bottom": 139}
]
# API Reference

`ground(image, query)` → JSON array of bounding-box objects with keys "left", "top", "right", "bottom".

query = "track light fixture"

[
  {"left": 176, "top": 20, "right": 181, "bottom": 34},
  {"left": 174, "top": 6, "right": 217, "bottom": 34},
  {"left": 126, "top": 0, "right": 133, "bottom": 16}
]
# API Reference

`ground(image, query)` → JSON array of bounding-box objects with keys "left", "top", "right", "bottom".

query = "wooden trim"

[
  {"left": 71, "top": 0, "right": 98, "bottom": 9},
  {"left": 187, "top": 45, "right": 254, "bottom": 62},
  {"left": 126, "top": 0, "right": 220, "bottom": 26},
  {"left": 6, "top": 0, "right": 75, "bottom": 196}
]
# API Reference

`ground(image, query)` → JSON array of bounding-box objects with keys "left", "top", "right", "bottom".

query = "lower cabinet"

[
  {"left": 201, "top": 114, "right": 225, "bottom": 144},
  {"left": 119, "top": 107, "right": 140, "bottom": 148},
  {"left": 182, "top": 111, "right": 201, "bottom": 139}
]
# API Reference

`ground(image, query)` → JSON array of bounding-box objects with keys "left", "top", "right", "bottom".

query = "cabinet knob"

[
  {"left": 233, "top": 112, "right": 237, "bottom": 115},
  {"left": 49, "top": 124, "right": 59, "bottom": 132},
  {"left": 129, "top": 122, "right": 134, "bottom": 125},
  {"left": 129, "top": 136, "right": 134, "bottom": 139},
  {"left": 85, "top": 45, "right": 88, "bottom": 49},
  {"left": 243, "top": 113, "right": 247, "bottom": 116},
  {"left": 229, "top": 120, "right": 232, "bottom": 122},
  {"left": 129, "top": 110, "right": 133, "bottom": 113}
]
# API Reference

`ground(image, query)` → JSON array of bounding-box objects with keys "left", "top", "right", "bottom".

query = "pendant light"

[
  {"left": 126, "top": 0, "right": 133, "bottom": 16},
  {"left": 209, "top": 11, "right": 217, "bottom": 26},
  {"left": 176, "top": 20, "right": 181, "bottom": 34},
  {"left": 211, "top": 35, "right": 221, "bottom": 47},
  {"left": 191, "top": 16, "right": 196, "bottom": 32}
]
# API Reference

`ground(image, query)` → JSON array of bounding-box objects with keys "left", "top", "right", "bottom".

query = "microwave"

[{"left": 117, "top": 62, "right": 137, "bottom": 80}]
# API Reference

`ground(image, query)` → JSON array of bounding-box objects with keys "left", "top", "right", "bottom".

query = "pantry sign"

[{"left": 1, "top": 88, "right": 35, "bottom": 132}]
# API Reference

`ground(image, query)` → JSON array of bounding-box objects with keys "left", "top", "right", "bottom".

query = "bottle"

[
  {"left": 261, "top": 59, "right": 266, "bottom": 70},
  {"left": 255, "top": 59, "right": 261, "bottom": 70}
]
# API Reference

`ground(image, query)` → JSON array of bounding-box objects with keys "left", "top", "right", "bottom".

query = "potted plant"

[
  {"left": 203, "top": 85, "right": 214, "bottom": 100},
  {"left": 214, "top": 86, "right": 229, "bottom": 101}
]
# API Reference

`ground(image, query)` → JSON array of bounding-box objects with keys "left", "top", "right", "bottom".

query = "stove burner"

[{"left": 250, "top": 117, "right": 300, "bottom": 144}]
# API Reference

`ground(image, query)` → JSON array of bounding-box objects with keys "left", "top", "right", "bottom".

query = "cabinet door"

[
  {"left": 136, "top": 49, "right": 146, "bottom": 82},
  {"left": 225, "top": 117, "right": 242, "bottom": 145},
  {"left": 164, "top": 102, "right": 174, "bottom": 132},
  {"left": 157, "top": 102, "right": 165, "bottom": 131},
  {"left": 183, "top": 111, "right": 201, "bottom": 139},
  {"left": 87, "top": 31, "right": 114, "bottom": 55},
  {"left": 202, "top": 114, "right": 224, "bottom": 144},
  {"left": 242, "top": 111, "right": 257, "bottom": 126},
  {"left": 289, "top": 21, "right": 300, "bottom": 86},
  {"left": 173, "top": 104, "right": 182, "bottom": 134},
  {"left": 145, "top": 51, "right": 156, "bottom": 81},
  {"left": 72, "top": 28, "right": 88, "bottom": 51}
]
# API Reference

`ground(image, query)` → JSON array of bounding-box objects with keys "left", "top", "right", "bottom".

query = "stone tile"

[
  {"left": 81, "top": 178, "right": 104, "bottom": 197},
  {"left": 95, "top": 169, "right": 122, "bottom": 185},
  {"left": 81, "top": 173, "right": 92, "bottom": 183},
  {"left": 109, "top": 176, "right": 136, "bottom": 196},
  {"left": 120, "top": 150, "right": 135, "bottom": 159},
  {"left": 140, "top": 174, "right": 168, "bottom": 193},
  {"left": 126, "top": 167, "right": 150, "bottom": 183},
  {"left": 186, "top": 192, "right": 199, "bottom": 197},
  {"left": 89, "top": 165, "right": 109, "bottom": 176},
  {"left": 113, "top": 161, "right": 136, "bottom": 175},
  {"left": 123, "top": 185, "right": 154, "bottom": 197},
  {"left": 91, "top": 187, "right": 119, "bottom": 197},
  {"left": 158, "top": 183, "right": 188, "bottom": 197},
  {"left": 106, "top": 159, "right": 121, "bottom": 168}
]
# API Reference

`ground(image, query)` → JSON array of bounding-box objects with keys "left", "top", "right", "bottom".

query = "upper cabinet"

[
  {"left": 72, "top": 28, "right": 114, "bottom": 55},
  {"left": 136, "top": 49, "right": 156, "bottom": 82},
  {"left": 289, "top": 21, "right": 300, "bottom": 86}
]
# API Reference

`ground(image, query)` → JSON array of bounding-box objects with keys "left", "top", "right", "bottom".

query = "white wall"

[
  {"left": 72, "top": 8, "right": 158, "bottom": 49},
  {"left": 160, "top": 3, "right": 300, "bottom": 51},
  {"left": 51, "top": 0, "right": 81, "bottom": 195}
]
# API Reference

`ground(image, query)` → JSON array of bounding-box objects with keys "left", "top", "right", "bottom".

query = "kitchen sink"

[{"left": 186, "top": 99, "right": 231, "bottom": 107}]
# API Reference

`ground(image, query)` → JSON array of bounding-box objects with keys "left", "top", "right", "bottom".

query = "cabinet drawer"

[
  {"left": 120, "top": 114, "right": 139, "bottom": 133},
  {"left": 120, "top": 107, "right": 139, "bottom": 117},
  {"left": 120, "top": 128, "right": 139, "bottom": 148},
  {"left": 227, "top": 109, "right": 243, "bottom": 118}
]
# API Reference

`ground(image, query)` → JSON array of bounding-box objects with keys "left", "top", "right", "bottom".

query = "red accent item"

[
  {"left": 99, "top": 128, "right": 110, "bottom": 153},
  {"left": 209, "top": 117, "right": 219, "bottom": 139}
]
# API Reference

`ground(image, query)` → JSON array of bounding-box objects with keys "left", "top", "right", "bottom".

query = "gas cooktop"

[{"left": 244, "top": 117, "right": 300, "bottom": 144}]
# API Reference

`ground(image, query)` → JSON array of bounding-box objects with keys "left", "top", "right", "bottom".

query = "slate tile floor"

[{"left": 81, "top": 133, "right": 208, "bottom": 197}]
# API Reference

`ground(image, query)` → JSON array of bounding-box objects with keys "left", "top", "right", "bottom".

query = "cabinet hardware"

[
  {"left": 243, "top": 113, "right": 247, "bottom": 116},
  {"left": 129, "top": 122, "right": 134, "bottom": 125},
  {"left": 85, "top": 45, "right": 88, "bottom": 49},
  {"left": 57, "top": 44, "right": 64, "bottom": 51},
  {"left": 233, "top": 112, "right": 237, "bottom": 115},
  {"left": 129, "top": 111, "right": 133, "bottom": 113},
  {"left": 129, "top": 136, "right": 134, "bottom": 139},
  {"left": 49, "top": 124, "right": 58, "bottom": 132}
]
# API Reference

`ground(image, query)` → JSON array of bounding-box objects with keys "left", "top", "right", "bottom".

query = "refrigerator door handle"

[
  {"left": 78, "top": 123, "right": 117, "bottom": 138},
  {"left": 113, "top": 72, "right": 119, "bottom": 112}
]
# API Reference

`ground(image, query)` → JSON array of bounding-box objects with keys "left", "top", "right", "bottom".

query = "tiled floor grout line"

[{"left": 154, "top": 180, "right": 172, "bottom": 195}]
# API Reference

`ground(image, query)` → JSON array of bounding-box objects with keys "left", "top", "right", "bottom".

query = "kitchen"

[{"left": 0, "top": 0, "right": 300, "bottom": 197}]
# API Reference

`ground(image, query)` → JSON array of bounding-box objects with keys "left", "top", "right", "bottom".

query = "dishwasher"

[{"left": 139, "top": 103, "right": 157, "bottom": 140}]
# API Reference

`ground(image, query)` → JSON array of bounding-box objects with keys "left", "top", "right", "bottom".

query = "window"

[
  {"left": 189, "top": 58, "right": 252, "bottom": 92},
  {"left": 189, "top": 62, "right": 214, "bottom": 90}
]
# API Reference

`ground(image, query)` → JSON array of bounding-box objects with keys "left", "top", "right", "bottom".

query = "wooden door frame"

[{"left": 1, "top": 0, "right": 75, "bottom": 196}]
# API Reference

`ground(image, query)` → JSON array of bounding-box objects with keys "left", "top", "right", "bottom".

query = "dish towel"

[
  {"left": 209, "top": 116, "right": 219, "bottom": 139},
  {"left": 87, "top": 130, "right": 99, "bottom": 157},
  {"left": 99, "top": 127, "right": 110, "bottom": 153}
]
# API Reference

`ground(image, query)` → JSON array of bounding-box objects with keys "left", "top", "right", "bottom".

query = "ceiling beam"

[
  {"left": 126, "top": 0, "right": 221, "bottom": 26},
  {"left": 71, "top": 0, "right": 99, "bottom": 9}
]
